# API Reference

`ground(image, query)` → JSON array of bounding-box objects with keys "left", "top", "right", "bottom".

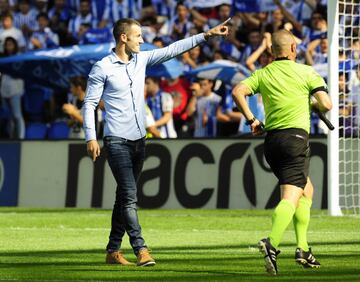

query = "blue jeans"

[
  {"left": 104, "top": 136, "right": 146, "bottom": 255},
  {"left": 3, "top": 96, "right": 25, "bottom": 139}
]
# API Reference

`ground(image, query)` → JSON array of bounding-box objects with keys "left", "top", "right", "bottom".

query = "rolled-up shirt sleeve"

[
  {"left": 144, "top": 33, "right": 206, "bottom": 66},
  {"left": 82, "top": 63, "right": 105, "bottom": 141}
]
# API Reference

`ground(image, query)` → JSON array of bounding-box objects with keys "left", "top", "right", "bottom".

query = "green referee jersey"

[{"left": 241, "top": 59, "right": 327, "bottom": 133}]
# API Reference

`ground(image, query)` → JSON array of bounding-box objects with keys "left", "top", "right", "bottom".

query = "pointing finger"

[{"left": 221, "top": 17, "right": 232, "bottom": 26}]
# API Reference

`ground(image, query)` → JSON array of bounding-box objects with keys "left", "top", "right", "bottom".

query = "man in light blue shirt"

[{"left": 83, "top": 18, "right": 230, "bottom": 267}]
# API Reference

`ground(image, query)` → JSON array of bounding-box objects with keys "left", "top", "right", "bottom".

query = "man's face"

[
  {"left": 19, "top": 2, "right": 30, "bottom": 13},
  {"left": 2, "top": 16, "right": 12, "bottom": 29},
  {"left": 320, "top": 39, "right": 328, "bottom": 53},
  {"left": 38, "top": 16, "right": 48, "bottom": 29},
  {"left": 219, "top": 5, "right": 230, "bottom": 19},
  {"left": 125, "top": 24, "right": 144, "bottom": 54},
  {"left": 54, "top": 0, "right": 64, "bottom": 8},
  {"left": 145, "top": 78, "right": 157, "bottom": 95},
  {"left": 177, "top": 5, "right": 188, "bottom": 21},
  {"left": 199, "top": 79, "right": 213, "bottom": 94},
  {"left": 80, "top": 1, "right": 90, "bottom": 16},
  {"left": 311, "top": 13, "right": 323, "bottom": 29},
  {"left": 248, "top": 31, "right": 261, "bottom": 46},
  {"left": 70, "top": 83, "right": 80, "bottom": 97}
]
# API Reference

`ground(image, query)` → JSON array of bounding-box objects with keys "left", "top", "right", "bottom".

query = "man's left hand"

[{"left": 204, "top": 18, "right": 231, "bottom": 39}]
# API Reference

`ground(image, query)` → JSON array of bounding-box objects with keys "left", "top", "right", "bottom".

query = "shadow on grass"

[
  {"left": 1, "top": 240, "right": 360, "bottom": 258},
  {"left": 1, "top": 245, "right": 360, "bottom": 281}
]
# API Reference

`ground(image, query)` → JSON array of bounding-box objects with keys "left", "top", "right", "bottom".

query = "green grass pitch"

[{"left": 0, "top": 208, "right": 359, "bottom": 281}]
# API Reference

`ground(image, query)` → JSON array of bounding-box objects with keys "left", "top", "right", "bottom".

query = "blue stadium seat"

[
  {"left": 47, "top": 121, "right": 70, "bottom": 140},
  {"left": 25, "top": 122, "right": 48, "bottom": 139}
]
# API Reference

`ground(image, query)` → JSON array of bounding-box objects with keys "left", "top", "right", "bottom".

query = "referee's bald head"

[{"left": 271, "top": 29, "right": 297, "bottom": 60}]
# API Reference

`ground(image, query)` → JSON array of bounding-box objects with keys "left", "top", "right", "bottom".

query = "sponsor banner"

[
  {"left": 18, "top": 138, "right": 328, "bottom": 209},
  {"left": 0, "top": 143, "right": 21, "bottom": 206}
]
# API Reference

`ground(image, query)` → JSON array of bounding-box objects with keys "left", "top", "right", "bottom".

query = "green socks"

[
  {"left": 269, "top": 199, "right": 296, "bottom": 248},
  {"left": 293, "top": 196, "right": 312, "bottom": 251}
]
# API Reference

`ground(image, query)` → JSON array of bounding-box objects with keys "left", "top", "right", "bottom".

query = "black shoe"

[
  {"left": 295, "top": 248, "right": 321, "bottom": 268},
  {"left": 258, "top": 238, "right": 280, "bottom": 275}
]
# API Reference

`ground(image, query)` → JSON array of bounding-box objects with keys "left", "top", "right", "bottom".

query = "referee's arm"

[
  {"left": 232, "top": 83, "right": 263, "bottom": 135},
  {"left": 311, "top": 89, "right": 333, "bottom": 113}
]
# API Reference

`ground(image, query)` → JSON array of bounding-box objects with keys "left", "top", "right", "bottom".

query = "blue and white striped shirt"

[
  {"left": 14, "top": 8, "right": 38, "bottom": 31},
  {"left": 83, "top": 33, "right": 206, "bottom": 141}
]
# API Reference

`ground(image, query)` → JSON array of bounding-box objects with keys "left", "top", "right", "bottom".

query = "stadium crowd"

[{"left": 0, "top": 0, "right": 358, "bottom": 139}]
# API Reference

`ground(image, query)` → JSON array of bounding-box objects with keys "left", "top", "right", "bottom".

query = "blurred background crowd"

[{"left": 0, "top": 0, "right": 358, "bottom": 140}]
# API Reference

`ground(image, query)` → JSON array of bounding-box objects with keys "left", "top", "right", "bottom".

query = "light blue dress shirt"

[{"left": 83, "top": 33, "right": 206, "bottom": 141}]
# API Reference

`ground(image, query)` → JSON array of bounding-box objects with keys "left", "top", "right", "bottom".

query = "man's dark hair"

[
  {"left": 1, "top": 12, "right": 13, "bottom": 21},
  {"left": 145, "top": 76, "right": 161, "bottom": 85},
  {"left": 69, "top": 76, "right": 87, "bottom": 91},
  {"left": 36, "top": 12, "right": 49, "bottom": 21},
  {"left": 113, "top": 18, "right": 141, "bottom": 44}
]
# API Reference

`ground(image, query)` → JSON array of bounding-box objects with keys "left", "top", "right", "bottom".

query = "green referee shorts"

[{"left": 264, "top": 128, "right": 310, "bottom": 189}]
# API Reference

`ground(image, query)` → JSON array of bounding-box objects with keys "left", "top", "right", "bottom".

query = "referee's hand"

[{"left": 251, "top": 119, "right": 264, "bottom": 136}]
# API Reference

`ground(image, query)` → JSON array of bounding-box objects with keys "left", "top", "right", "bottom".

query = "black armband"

[{"left": 310, "top": 86, "right": 328, "bottom": 95}]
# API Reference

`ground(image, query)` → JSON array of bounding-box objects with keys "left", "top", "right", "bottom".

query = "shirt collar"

[
  {"left": 274, "top": 57, "right": 290, "bottom": 61},
  {"left": 110, "top": 48, "right": 135, "bottom": 64}
]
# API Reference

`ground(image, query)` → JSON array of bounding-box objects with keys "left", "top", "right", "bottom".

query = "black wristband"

[{"left": 245, "top": 117, "right": 256, "bottom": 125}]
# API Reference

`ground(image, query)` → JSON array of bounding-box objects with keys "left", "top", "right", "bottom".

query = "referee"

[{"left": 232, "top": 29, "right": 332, "bottom": 275}]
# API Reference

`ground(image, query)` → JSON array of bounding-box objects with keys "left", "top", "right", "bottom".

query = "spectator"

[
  {"left": 145, "top": 76, "right": 177, "bottom": 138},
  {"left": 77, "top": 22, "right": 112, "bottom": 44},
  {"left": 13, "top": 0, "right": 38, "bottom": 40},
  {"left": 48, "top": 0, "right": 71, "bottom": 28},
  {"left": 186, "top": 78, "right": 222, "bottom": 137},
  {"left": 48, "top": 0, "right": 73, "bottom": 45},
  {"left": 152, "top": 36, "right": 164, "bottom": 48},
  {"left": 0, "top": 0, "right": 11, "bottom": 16},
  {"left": 144, "top": 103, "right": 162, "bottom": 138},
  {"left": 339, "top": 72, "right": 358, "bottom": 137},
  {"left": 160, "top": 2, "right": 194, "bottom": 41},
  {"left": 305, "top": 37, "right": 328, "bottom": 66},
  {"left": 34, "top": 0, "right": 48, "bottom": 13},
  {"left": 281, "top": 0, "right": 317, "bottom": 26},
  {"left": 239, "top": 29, "right": 262, "bottom": 65},
  {"left": 216, "top": 85, "right": 241, "bottom": 137},
  {"left": 182, "top": 45, "right": 206, "bottom": 72},
  {"left": 91, "top": 0, "right": 111, "bottom": 28},
  {"left": 349, "top": 65, "right": 360, "bottom": 127},
  {"left": 149, "top": 0, "right": 177, "bottom": 20},
  {"left": 67, "top": 0, "right": 118, "bottom": 29},
  {"left": 302, "top": 11, "right": 327, "bottom": 45},
  {"left": 0, "top": 37, "right": 25, "bottom": 139},
  {"left": 143, "top": 82, "right": 163, "bottom": 139},
  {"left": 62, "top": 76, "right": 86, "bottom": 139},
  {"left": 208, "top": 3, "right": 231, "bottom": 28},
  {"left": 272, "top": 0, "right": 303, "bottom": 35},
  {"left": 102, "top": 0, "right": 141, "bottom": 26},
  {"left": 0, "top": 12, "right": 26, "bottom": 52},
  {"left": 245, "top": 32, "right": 272, "bottom": 71},
  {"left": 28, "top": 12, "right": 59, "bottom": 50},
  {"left": 68, "top": 0, "right": 97, "bottom": 41},
  {"left": 160, "top": 77, "right": 191, "bottom": 137}
]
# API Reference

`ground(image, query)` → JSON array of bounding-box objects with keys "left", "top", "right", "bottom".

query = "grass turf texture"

[{"left": 0, "top": 209, "right": 359, "bottom": 281}]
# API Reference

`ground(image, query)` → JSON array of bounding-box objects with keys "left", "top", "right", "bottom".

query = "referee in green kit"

[{"left": 232, "top": 29, "right": 332, "bottom": 275}]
